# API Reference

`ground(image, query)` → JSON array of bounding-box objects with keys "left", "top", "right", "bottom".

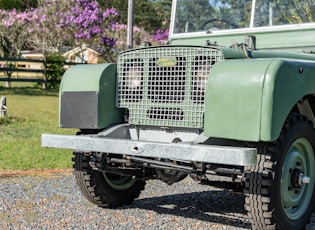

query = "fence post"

[
  {"left": 42, "top": 59, "right": 47, "bottom": 89},
  {"left": 5, "top": 73, "right": 11, "bottom": 88}
]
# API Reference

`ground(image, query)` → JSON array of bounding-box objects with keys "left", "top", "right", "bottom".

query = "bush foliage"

[{"left": 45, "top": 53, "right": 66, "bottom": 89}]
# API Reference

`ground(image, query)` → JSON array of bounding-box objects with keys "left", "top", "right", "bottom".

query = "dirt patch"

[{"left": 0, "top": 169, "right": 73, "bottom": 177}]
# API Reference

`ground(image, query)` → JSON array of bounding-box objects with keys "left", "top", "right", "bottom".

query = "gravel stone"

[{"left": 1, "top": 172, "right": 315, "bottom": 229}]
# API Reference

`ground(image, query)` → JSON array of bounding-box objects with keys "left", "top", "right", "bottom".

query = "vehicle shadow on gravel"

[{"left": 128, "top": 190, "right": 251, "bottom": 229}]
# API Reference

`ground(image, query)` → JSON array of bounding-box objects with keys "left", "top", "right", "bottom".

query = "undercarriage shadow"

[{"left": 126, "top": 189, "right": 251, "bottom": 229}]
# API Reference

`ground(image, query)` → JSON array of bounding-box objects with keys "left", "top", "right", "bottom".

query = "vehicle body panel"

[
  {"left": 59, "top": 63, "right": 124, "bottom": 129},
  {"left": 205, "top": 58, "right": 315, "bottom": 141}
]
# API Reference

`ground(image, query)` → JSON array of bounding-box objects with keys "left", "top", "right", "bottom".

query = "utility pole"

[{"left": 127, "top": 0, "right": 134, "bottom": 49}]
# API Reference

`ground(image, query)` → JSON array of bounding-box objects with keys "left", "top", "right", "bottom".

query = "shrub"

[{"left": 45, "top": 53, "right": 65, "bottom": 89}]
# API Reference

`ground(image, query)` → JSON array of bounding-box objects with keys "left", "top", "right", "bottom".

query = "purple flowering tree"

[
  {"left": 151, "top": 29, "right": 169, "bottom": 45},
  {"left": 0, "top": 8, "right": 33, "bottom": 57},
  {"left": 59, "top": 0, "right": 119, "bottom": 62},
  {"left": 0, "top": 0, "right": 170, "bottom": 65},
  {"left": 114, "top": 24, "right": 151, "bottom": 52},
  {"left": 30, "top": 0, "right": 72, "bottom": 53},
  {"left": 0, "top": 9, "right": 35, "bottom": 87}
]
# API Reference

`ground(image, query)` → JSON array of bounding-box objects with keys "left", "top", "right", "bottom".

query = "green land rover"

[{"left": 42, "top": 0, "right": 315, "bottom": 229}]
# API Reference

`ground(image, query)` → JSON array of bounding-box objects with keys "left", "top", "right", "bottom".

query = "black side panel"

[{"left": 60, "top": 91, "right": 98, "bottom": 128}]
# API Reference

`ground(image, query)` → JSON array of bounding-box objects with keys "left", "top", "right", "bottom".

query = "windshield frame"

[{"left": 169, "top": 0, "right": 315, "bottom": 39}]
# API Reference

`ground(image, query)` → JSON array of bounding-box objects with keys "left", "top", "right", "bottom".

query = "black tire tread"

[
  {"left": 244, "top": 113, "right": 315, "bottom": 230},
  {"left": 73, "top": 151, "right": 145, "bottom": 208}
]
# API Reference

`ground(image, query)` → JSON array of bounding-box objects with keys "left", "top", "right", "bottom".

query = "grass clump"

[{"left": 0, "top": 116, "right": 12, "bottom": 125}]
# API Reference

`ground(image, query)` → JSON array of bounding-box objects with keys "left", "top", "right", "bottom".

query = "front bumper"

[{"left": 42, "top": 132, "right": 257, "bottom": 166}]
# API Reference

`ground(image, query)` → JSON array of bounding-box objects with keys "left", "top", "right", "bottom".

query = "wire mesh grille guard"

[{"left": 117, "top": 47, "right": 224, "bottom": 128}]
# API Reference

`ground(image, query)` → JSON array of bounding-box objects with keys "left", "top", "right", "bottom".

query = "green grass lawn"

[{"left": 0, "top": 83, "right": 76, "bottom": 171}]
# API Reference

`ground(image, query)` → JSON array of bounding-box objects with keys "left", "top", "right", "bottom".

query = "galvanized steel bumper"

[{"left": 42, "top": 134, "right": 257, "bottom": 166}]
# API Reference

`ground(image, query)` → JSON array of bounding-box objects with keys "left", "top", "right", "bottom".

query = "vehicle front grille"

[{"left": 117, "top": 47, "right": 224, "bottom": 128}]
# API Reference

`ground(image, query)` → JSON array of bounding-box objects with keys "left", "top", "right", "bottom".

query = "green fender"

[
  {"left": 204, "top": 58, "right": 315, "bottom": 142},
  {"left": 59, "top": 63, "right": 124, "bottom": 129}
]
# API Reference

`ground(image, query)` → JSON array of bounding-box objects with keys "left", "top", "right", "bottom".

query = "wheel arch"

[{"left": 260, "top": 59, "right": 315, "bottom": 141}]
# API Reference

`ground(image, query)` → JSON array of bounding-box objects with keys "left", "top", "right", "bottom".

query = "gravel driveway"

[{"left": 1, "top": 172, "right": 315, "bottom": 230}]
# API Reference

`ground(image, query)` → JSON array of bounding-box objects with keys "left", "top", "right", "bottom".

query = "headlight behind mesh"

[{"left": 125, "top": 67, "right": 142, "bottom": 89}]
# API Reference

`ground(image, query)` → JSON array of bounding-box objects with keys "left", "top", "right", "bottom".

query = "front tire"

[
  {"left": 244, "top": 114, "right": 315, "bottom": 230},
  {"left": 73, "top": 151, "right": 146, "bottom": 208}
]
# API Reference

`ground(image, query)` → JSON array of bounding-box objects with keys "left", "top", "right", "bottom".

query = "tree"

[
  {"left": 31, "top": 0, "right": 72, "bottom": 53},
  {"left": 0, "top": 0, "right": 37, "bottom": 10},
  {"left": 0, "top": 0, "right": 24, "bottom": 10},
  {"left": 174, "top": 0, "right": 216, "bottom": 32},
  {"left": 59, "top": 0, "right": 119, "bottom": 62},
  {"left": 0, "top": 9, "right": 33, "bottom": 57},
  {"left": 267, "top": 0, "right": 315, "bottom": 25},
  {"left": 0, "top": 0, "right": 169, "bottom": 66},
  {"left": 0, "top": 8, "right": 34, "bottom": 87},
  {"left": 152, "top": 0, "right": 172, "bottom": 27},
  {"left": 21, "top": 0, "right": 37, "bottom": 10},
  {"left": 220, "top": 0, "right": 315, "bottom": 27},
  {"left": 97, "top": 0, "right": 171, "bottom": 33}
]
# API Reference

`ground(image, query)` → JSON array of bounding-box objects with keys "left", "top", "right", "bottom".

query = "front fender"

[
  {"left": 59, "top": 63, "right": 124, "bottom": 129},
  {"left": 204, "top": 58, "right": 315, "bottom": 142}
]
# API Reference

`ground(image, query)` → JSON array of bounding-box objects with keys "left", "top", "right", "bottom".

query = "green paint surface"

[{"left": 204, "top": 58, "right": 315, "bottom": 141}]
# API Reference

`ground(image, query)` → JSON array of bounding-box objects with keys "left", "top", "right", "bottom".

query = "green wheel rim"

[
  {"left": 103, "top": 173, "right": 136, "bottom": 190},
  {"left": 281, "top": 138, "right": 315, "bottom": 220}
]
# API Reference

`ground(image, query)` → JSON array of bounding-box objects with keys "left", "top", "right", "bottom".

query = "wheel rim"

[
  {"left": 281, "top": 138, "right": 315, "bottom": 220},
  {"left": 103, "top": 173, "right": 136, "bottom": 190}
]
